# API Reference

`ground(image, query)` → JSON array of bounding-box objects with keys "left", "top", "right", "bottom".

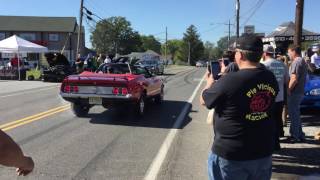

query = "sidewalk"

[
  {"left": 272, "top": 110, "right": 320, "bottom": 180},
  {"left": 158, "top": 94, "right": 320, "bottom": 180}
]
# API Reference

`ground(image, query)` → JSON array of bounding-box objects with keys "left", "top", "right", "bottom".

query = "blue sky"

[{"left": 1, "top": 0, "right": 320, "bottom": 48}]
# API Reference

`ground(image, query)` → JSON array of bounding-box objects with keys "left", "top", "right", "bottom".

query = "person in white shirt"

[
  {"left": 310, "top": 45, "right": 320, "bottom": 68},
  {"left": 104, "top": 54, "right": 112, "bottom": 64},
  {"left": 262, "top": 45, "right": 289, "bottom": 150}
]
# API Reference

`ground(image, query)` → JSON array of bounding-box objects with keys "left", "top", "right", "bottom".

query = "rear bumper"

[{"left": 60, "top": 93, "right": 137, "bottom": 107}]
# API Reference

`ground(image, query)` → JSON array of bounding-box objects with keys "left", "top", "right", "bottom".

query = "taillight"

[
  {"left": 72, "top": 85, "right": 79, "bottom": 93},
  {"left": 63, "top": 85, "right": 78, "bottom": 93},
  {"left": 64, "top": 85, "right": 71, "bottom": 93},
  {"left": 121, "top": 88, "right": 128, "bottom": 95},
  {"left": 112, "top": 87, "right": 119, "bottom": 95}
]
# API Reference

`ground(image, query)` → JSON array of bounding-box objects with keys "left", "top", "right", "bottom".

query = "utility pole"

[
  {"left": 188, "top": 41, "right": 191, "bottom": 66},
  {"left": 165, "top": 27, "right": 168, "bottom": 64},
  {"left": 294, "top": 0, "right": 304, "bottom": 46},
  {"left": 228, "top": 20, "right": 231, "bottom": 50},
  {"left": 211, "top": 21, "right": 234, "bottom": 50},
  {"left": 236, "top": 0, "right": 240, "bottom": 38},
  {"left": 76, "top": 0, "right": 84, "bottom": 58}
]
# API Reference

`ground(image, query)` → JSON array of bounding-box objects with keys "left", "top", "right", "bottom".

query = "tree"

[
  {"left": 203, "top": 41, "right": 216, "bottom": 59},
  {"left": 140, "top": 35, "right": 161, "bottom": 54},
  {"left": 91, "top": 16, "right": 142, "bottom": 55},
  {"left": 177, "top": 25, "right": 204, "bottom": 65},
  {"left": 161, "top": 39, "right": 183, "bottom": 62},
  {"left": 216, "top": 36, "right": 237, "bottom": 51}
]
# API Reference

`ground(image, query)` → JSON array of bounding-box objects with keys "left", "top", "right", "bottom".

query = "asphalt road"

[
  {"left": 0, "top": 66, "right": 211, "bottom": 180},
  {"left": 0, "top": 66, "right": 319, "bottom": 180}
]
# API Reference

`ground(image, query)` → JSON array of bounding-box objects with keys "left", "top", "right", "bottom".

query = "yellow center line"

[{"left": 0, "top": 104, "right": 71, "bottom": 131}]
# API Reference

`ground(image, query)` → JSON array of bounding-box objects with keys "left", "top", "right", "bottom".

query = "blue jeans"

[
  {"left": 287, "top": 94, "right": 305, "bottom": 140},
  {"left": 208, "top": 152, "right": 272, "bottom": 180}
]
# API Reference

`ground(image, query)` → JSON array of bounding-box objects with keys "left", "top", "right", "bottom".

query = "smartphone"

[{"left": 208, "top": 61, "right": 221, "bottom": 80}]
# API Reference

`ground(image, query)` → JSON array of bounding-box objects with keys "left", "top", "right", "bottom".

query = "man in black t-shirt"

[{"left": 201, "top": 35, "right": 279, "bottom": 180}]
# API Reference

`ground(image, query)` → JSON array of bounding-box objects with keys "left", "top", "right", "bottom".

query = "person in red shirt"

[{"left": 10, "top": 54, "right": 22, "bottom": 68}]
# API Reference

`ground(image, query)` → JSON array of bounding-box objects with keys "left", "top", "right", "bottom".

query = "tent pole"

[{"left": 17, "top": 51, "right": 21, "bottom": 81}]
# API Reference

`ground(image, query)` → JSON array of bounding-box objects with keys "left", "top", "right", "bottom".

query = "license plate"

[{"left": 89, "top": 97, "right": 102, "bottom": 105}]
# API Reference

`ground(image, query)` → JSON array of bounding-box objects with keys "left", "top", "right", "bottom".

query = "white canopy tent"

[{"left": 0, "top": 35, "right": 48, "bottom": 80}]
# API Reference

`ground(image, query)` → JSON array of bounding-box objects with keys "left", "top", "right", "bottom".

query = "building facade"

[{"left": 0, "top": 16, "right": 85, "bottom": 64}]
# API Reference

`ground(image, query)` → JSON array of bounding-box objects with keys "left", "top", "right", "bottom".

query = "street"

[
  {"left": 0, "top": 66, "right": 211, "bottom": 180},
  {"left": 0, "top": 66, "right": 319, "bottom": 180}
]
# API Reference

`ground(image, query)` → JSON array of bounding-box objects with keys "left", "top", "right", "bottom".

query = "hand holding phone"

[{"left": 208, "top": 61, "right": 221, "bottom": 80}]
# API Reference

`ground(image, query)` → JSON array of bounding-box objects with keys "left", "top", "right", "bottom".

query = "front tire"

[{"left": 72, "top": 103, "right": 90, "bottom": 117}]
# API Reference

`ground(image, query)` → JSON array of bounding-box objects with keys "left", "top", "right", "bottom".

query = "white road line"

[
  {"left": 144, "top": 74, "right": 206, "bottom": 180},
  {"left": 0, "top": 86, "right": 58, "bottom": 98}
]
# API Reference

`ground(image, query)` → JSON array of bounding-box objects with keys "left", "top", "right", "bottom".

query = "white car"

[{"left": 196, "top": 61, "right": 206, "bottom": 67}]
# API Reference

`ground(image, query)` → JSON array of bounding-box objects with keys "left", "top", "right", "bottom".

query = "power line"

[
  {"left": 83, "top": 6, "right": 103, "bottom": 20},
  {"left": 84, "top": 0, "right": 111, "bottom": 19},
  {"left": 240, "top": 0, "right": 265, "bottom": 28},
  {"left": 85, "top": 17, "right": 96, "bottom": 30}
]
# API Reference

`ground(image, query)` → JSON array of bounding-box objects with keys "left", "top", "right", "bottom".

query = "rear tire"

[
  {"left": 72, "top": 103, "right": 90, "bottom": 117},
  {"left": 135, "top": 94, "right": 146, "bottom": 117},
  {"left": 155, "top": 87, "right": 164, "bottom": 104}
]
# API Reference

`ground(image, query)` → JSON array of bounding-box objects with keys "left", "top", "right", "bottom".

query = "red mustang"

[{"left": 60, "top": 63, "right": 164, "bottom": 117}]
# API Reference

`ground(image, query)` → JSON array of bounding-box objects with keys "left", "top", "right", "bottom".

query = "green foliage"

[
  {"left": 26, "top": 69, "right": 41, "bottom": 80},
  {"left": 91, "top": 16, "right": 142, "bottom": 55},
  {"left": 177, "top": 25, "right": 204, "bottom": 65},
  {"left": 161, "top": 39, "right": 183, "bottom": 62},
  {"left": 140, "top": 35, "right": 161, "bottom": 54},
  {"left": 216, "top": 36, "right": 237, "bottom": 51},
  {"left": 203, "top": 41, "right": 221, "bottom": 59}
]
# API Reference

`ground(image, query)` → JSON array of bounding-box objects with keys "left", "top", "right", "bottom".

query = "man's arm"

[
  {"left": 288, "top": 73, "right": 298, "bottom": 93},
  {"left": 0, "top": 130, "right": 34, "bottom": 176},
  {"left": 288, "top": 60, "right": 301, "bottom": 94},
  {"left": 200, "top": 71, "right": 225, "bottom": 109}
]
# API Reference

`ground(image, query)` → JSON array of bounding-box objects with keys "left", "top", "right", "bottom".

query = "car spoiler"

[{"left": 67, "top": 75, "right": 129, "bottom": 82}]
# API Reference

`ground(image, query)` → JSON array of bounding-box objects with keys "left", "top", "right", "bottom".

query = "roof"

[
  {"left": 0, "top": 16, "right": 79, "bottom": 32},
  {"left": 266, "top": 21, "right": 318, "bottom": 38},
  {"left": 0, "top": 35, "right": 48, "bottom": 53},
  {"left": 126, "top": 50, "right": 160, "bottom": 59},
  {"left": 263, "top": 21, "right": 320, "bottom": 43}
]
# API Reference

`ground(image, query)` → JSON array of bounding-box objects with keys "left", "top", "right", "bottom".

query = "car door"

[{"left": 141, "top": 67, "right": 161, "bottom": 96}]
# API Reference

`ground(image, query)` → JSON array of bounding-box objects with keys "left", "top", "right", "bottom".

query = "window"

[
  {"left": 0, "top": 32, "right": 5, "bottom": 40},
  {"left": 19, "top": 33, "right": 36, "bottom": 41},
  {"left": 49, "top": 33, "right": 59, "bottom": 42}
]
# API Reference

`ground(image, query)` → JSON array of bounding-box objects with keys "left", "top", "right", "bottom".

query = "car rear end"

[{"left": 60, "top": 74, "right": 140, "bottom": 108}]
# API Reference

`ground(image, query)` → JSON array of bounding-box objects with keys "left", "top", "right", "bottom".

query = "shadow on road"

[
  {"left": 273, "top": 109, "right": 320, "bottom": 176},
  {"left": 89, "top": 100, "right": 193, "bottom": 129},
  {"left": 273, "top": 146, "right": 320, "bottom": 176},
  {"left": 301, "top": 109, "right": 320, "bottom": 127},
  {"left": 162, "top": 73, "right": 176, "bottom": 76}
]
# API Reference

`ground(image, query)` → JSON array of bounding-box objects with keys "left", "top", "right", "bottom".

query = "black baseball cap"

[{"left": 235, "top": 35, "right": 263, "bottom": 52}]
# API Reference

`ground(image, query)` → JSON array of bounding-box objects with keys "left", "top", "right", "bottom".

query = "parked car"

[
  {"left": 42, "top": 53, "right": 75, "bottom": 82},
  {"left": 136, "top": 60, "right": 164, "bottom": 75},
  {"left": 60, "top": 63, "right": 164, "bottom": 117},
  {"left": 301, "top": 69, "right": 320, "bottom": 109}
]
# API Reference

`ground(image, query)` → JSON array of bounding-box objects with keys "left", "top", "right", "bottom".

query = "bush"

[{"left": 26, "top": 69, "right": 41, "bottom": 80}]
